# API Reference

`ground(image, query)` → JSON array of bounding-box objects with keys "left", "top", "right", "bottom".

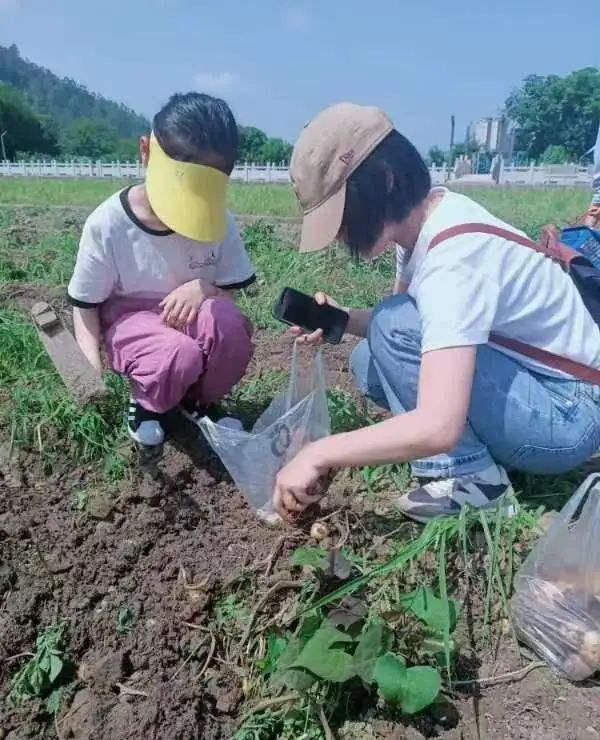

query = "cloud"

[
  {"left": 194, "top": 72, "right": 238, "bottom": 96},
  {"left": 284, "top": 4, "right": 310, "bottom": 31}
]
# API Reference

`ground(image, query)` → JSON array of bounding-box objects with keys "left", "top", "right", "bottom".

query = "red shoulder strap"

[
  {"left": 428, "top": 222, "right": 600, "bottom": 386},
  {"left": 428, "top": 222, "right": 579, "bottom": 264}
]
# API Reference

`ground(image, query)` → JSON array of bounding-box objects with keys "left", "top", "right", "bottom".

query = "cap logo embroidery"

[{"left": 339, "top": 150, "right": 355, "bottom": 166}]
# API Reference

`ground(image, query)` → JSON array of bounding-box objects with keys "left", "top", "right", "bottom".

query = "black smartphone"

[{"left": 273, "top": 287, "right": 349, "bottom": 344}]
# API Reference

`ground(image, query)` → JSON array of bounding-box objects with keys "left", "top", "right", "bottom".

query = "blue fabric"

[
  {"left": 560, "top": 226, "right": 600, "bottom": 270},
  {"left": 350, "top": 294, "right": 600, "bottom": 478}
]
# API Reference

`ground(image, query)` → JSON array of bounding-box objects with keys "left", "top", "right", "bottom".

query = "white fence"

[
  {"left": 0, "top": 159, "right": 594, "bottom": 187},
  {"left": 498, "top": 162, "right": 593, "bottom": 186}
]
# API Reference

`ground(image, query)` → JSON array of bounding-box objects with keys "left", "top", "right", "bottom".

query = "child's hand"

[{"left": 160, "top": 279, "right": 217, "bottom": 329}]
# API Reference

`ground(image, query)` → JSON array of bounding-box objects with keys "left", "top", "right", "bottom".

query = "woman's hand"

[
  {"left": 291, "top": 292, "right": 343, "bottom": 345},
  {"left": 273, "top": 444, "right": 331, "bottom": 519},
  {"left": 160, "top": 278, "right": 218, "bottom": 329}
]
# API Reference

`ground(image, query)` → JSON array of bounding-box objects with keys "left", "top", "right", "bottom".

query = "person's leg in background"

[
  {"left": 105, "top": 297, "right": 253, "bottom": 446},
  {"left": 350, "top": 294, "right": 600, "bottom": 521}
]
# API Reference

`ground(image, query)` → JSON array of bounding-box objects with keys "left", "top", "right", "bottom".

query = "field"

[{"left": 0, "top": 179, "right": 598, "bottom": 740}]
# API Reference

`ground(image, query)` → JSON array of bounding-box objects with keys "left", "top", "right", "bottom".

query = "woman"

[{"left": 273, "top": 102, "right": 600, "bottom": 522}]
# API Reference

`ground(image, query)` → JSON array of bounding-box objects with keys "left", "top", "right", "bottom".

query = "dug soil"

[{"left": 2, "top": 334, "right": 600, "bottom": 739}]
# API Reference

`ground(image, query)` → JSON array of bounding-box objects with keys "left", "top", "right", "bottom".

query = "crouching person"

[{"left": 68, "top": 93, "right": 255, "bottom": 447}]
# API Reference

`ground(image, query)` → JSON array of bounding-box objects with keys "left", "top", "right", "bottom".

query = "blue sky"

[{"left": 0, "top": 0, "right": 597, "bottom": 151}]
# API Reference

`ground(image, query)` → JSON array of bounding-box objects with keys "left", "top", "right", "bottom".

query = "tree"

[
  {"left": 505, "top": 67, "right": 600, "bottom": 159},
  {"left": 62, "top": 119, "right": 119, "bottom": 160},
  {"left": 427, "top": 146, "right": 446, "bottom": 166},
  {"left": 541, "top": 144, "right": 570, "bottom": 164},
  {"left": 261, "top": 137, "right": 292, "bottom": 164},
  {"left": 238, "top": 126, "right": 268, "bottom": 162},
  {"left": 113, "top": 138, "right": 140, "bottom": 162},
  {"left": 0, "top": 82, "right": 58, "bottom": 158}
]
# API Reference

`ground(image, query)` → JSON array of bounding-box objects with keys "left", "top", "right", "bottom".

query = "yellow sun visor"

[{"left": 145, "top": 133, "right": 229, "bottom": 242}]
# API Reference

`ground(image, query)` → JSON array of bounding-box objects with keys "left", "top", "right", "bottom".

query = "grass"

[
  {"left": 0, "top": 177, "right": 590, "bottom": 229},
  {"left": 0, "top": 177, "right": 300, "bottom": 217},
  {"left": 0, "top": 306, "right": 129, "bottom": 475}
]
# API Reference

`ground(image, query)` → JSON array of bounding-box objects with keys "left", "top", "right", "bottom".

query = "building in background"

[{"left": 467, "top": 116, "right": 515, "bottom": 160}]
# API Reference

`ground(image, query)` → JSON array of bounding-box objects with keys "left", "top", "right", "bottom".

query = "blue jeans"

[{"left": 350, "top": 295, "right": 600, "bottom": 478}]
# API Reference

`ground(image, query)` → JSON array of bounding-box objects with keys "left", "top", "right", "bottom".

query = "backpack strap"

[{"left": 428, "top": 222, "right": 600, "bottom": 386}]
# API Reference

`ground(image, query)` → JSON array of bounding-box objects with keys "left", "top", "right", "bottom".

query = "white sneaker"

[
  {"left": 127, "top": 398, "right": 165, "bottom": 447},
  {"left": 395, "top": 463, "right": 514, "bottom": 523}
]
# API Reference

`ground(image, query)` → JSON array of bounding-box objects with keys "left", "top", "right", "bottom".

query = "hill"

[
  {"left": 0, "top": 44, "right": 149, "bottom": 139},
  {"left": 0, "top": 44, "right": 292, "bottom": 163}
]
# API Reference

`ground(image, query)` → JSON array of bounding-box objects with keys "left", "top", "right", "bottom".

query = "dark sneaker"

[
  {"left": 395, "top": 464, "right": 514, "bottom": 523},
  {"left": 127, "top": 398, "right": 165, "bottom": 446}
]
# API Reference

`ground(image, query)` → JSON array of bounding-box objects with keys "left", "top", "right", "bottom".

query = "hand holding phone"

[{"left": 273, "top": 287, "right": 349, "bottom": 344}]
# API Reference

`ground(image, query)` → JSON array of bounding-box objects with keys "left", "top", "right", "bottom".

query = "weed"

[
  {"left": 214, "top": 593, "right": 251, "bottom": 630},
  {"left": 0, "top": 306, "right": 130, "bottom": 472},
  {"left": 72, "top": 489, "right": 89, "bottom": 511},
  {"left": 117, "top": 608, "right": 135, "bottom": 634},
  {"left": 7, "top": 622, "right": 72, "bottom": 711}
]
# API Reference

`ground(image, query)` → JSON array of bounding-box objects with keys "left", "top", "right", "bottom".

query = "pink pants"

[{"left": 104, "top": 297, "right": 253, "bottom": 413}]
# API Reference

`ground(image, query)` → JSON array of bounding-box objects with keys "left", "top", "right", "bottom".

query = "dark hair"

[
  {"left": 341, "top": 130, "right": 431, "bottom": 258},
  {"left": 153, "top": 92, "right": 238, "bottom": 174}
]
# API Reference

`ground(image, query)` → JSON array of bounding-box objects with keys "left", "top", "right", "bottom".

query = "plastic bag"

[
  {"left": 199, "top": 345, "right": 330, "bottom": 519},
  {"left": 511, "top": 474, "right": 600, "bottom": 680}
]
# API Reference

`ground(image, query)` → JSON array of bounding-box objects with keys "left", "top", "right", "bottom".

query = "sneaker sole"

[{"left": 397, "top": 497, "right": 516, "bottom": 524}]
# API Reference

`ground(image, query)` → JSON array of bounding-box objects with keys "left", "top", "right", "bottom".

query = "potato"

[
  {"left": 580, "top": 630, "right": 600, "bottom": 669},
  {"left": 310, "top": 521, "right": 329, "bottom": 541},
  {"left": 563, "top": 652, "right": 595, "bottom": 681}
]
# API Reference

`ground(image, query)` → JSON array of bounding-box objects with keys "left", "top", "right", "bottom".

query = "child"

[
  {"left": 273, "top": 102, "right": 600, "bottom": 522},
  {"left": 68, "top": 93, "right": 255, "bottom": 446}
]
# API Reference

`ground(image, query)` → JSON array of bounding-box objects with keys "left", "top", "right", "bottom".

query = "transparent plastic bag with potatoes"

[{"left": 511, "top": 474, "right": 600, "bottom": 680}]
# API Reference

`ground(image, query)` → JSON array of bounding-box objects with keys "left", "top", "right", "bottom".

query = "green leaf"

[
  {"left": 399, "top": 586, "right": 458, "bottom": 634},
  {"left": 290, "top": 620, "right": 355, "bottom": 683},
  {"left": 352, "top": 621, "right": 388, "bottom": 683},
  {"left": 46, "top": 687, "right": 63, "bottom": 715},
  {"left": 270, "top": 637, "right": 316, "bottom": 692},
  {"left": 373, "top": 653, "right": 441, "bottom": 715},
  {"left": 48, "top": 654, "right": 63, "bottom": 683},
  {"left": 257, "top": 634, "right": 288, "bottom": 675},
  {"left": 398, "top": 666, "right": 441, "bottom": 715},
  {"left": 373, "top": 652, "right": 407, "bottom": 704},
  {"left": 272, "top": 666, "right": 317, "bottom": 692},
  {"left": 297, "top": 612, "right": 324, "bottom": 646},
  {"left": 292, "top": 547, "right": 328, "bottom": 570}
]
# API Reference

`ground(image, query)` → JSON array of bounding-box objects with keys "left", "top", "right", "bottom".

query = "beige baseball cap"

[{"left": 290, "top": 102, "right": 394, "bottom": 252}]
